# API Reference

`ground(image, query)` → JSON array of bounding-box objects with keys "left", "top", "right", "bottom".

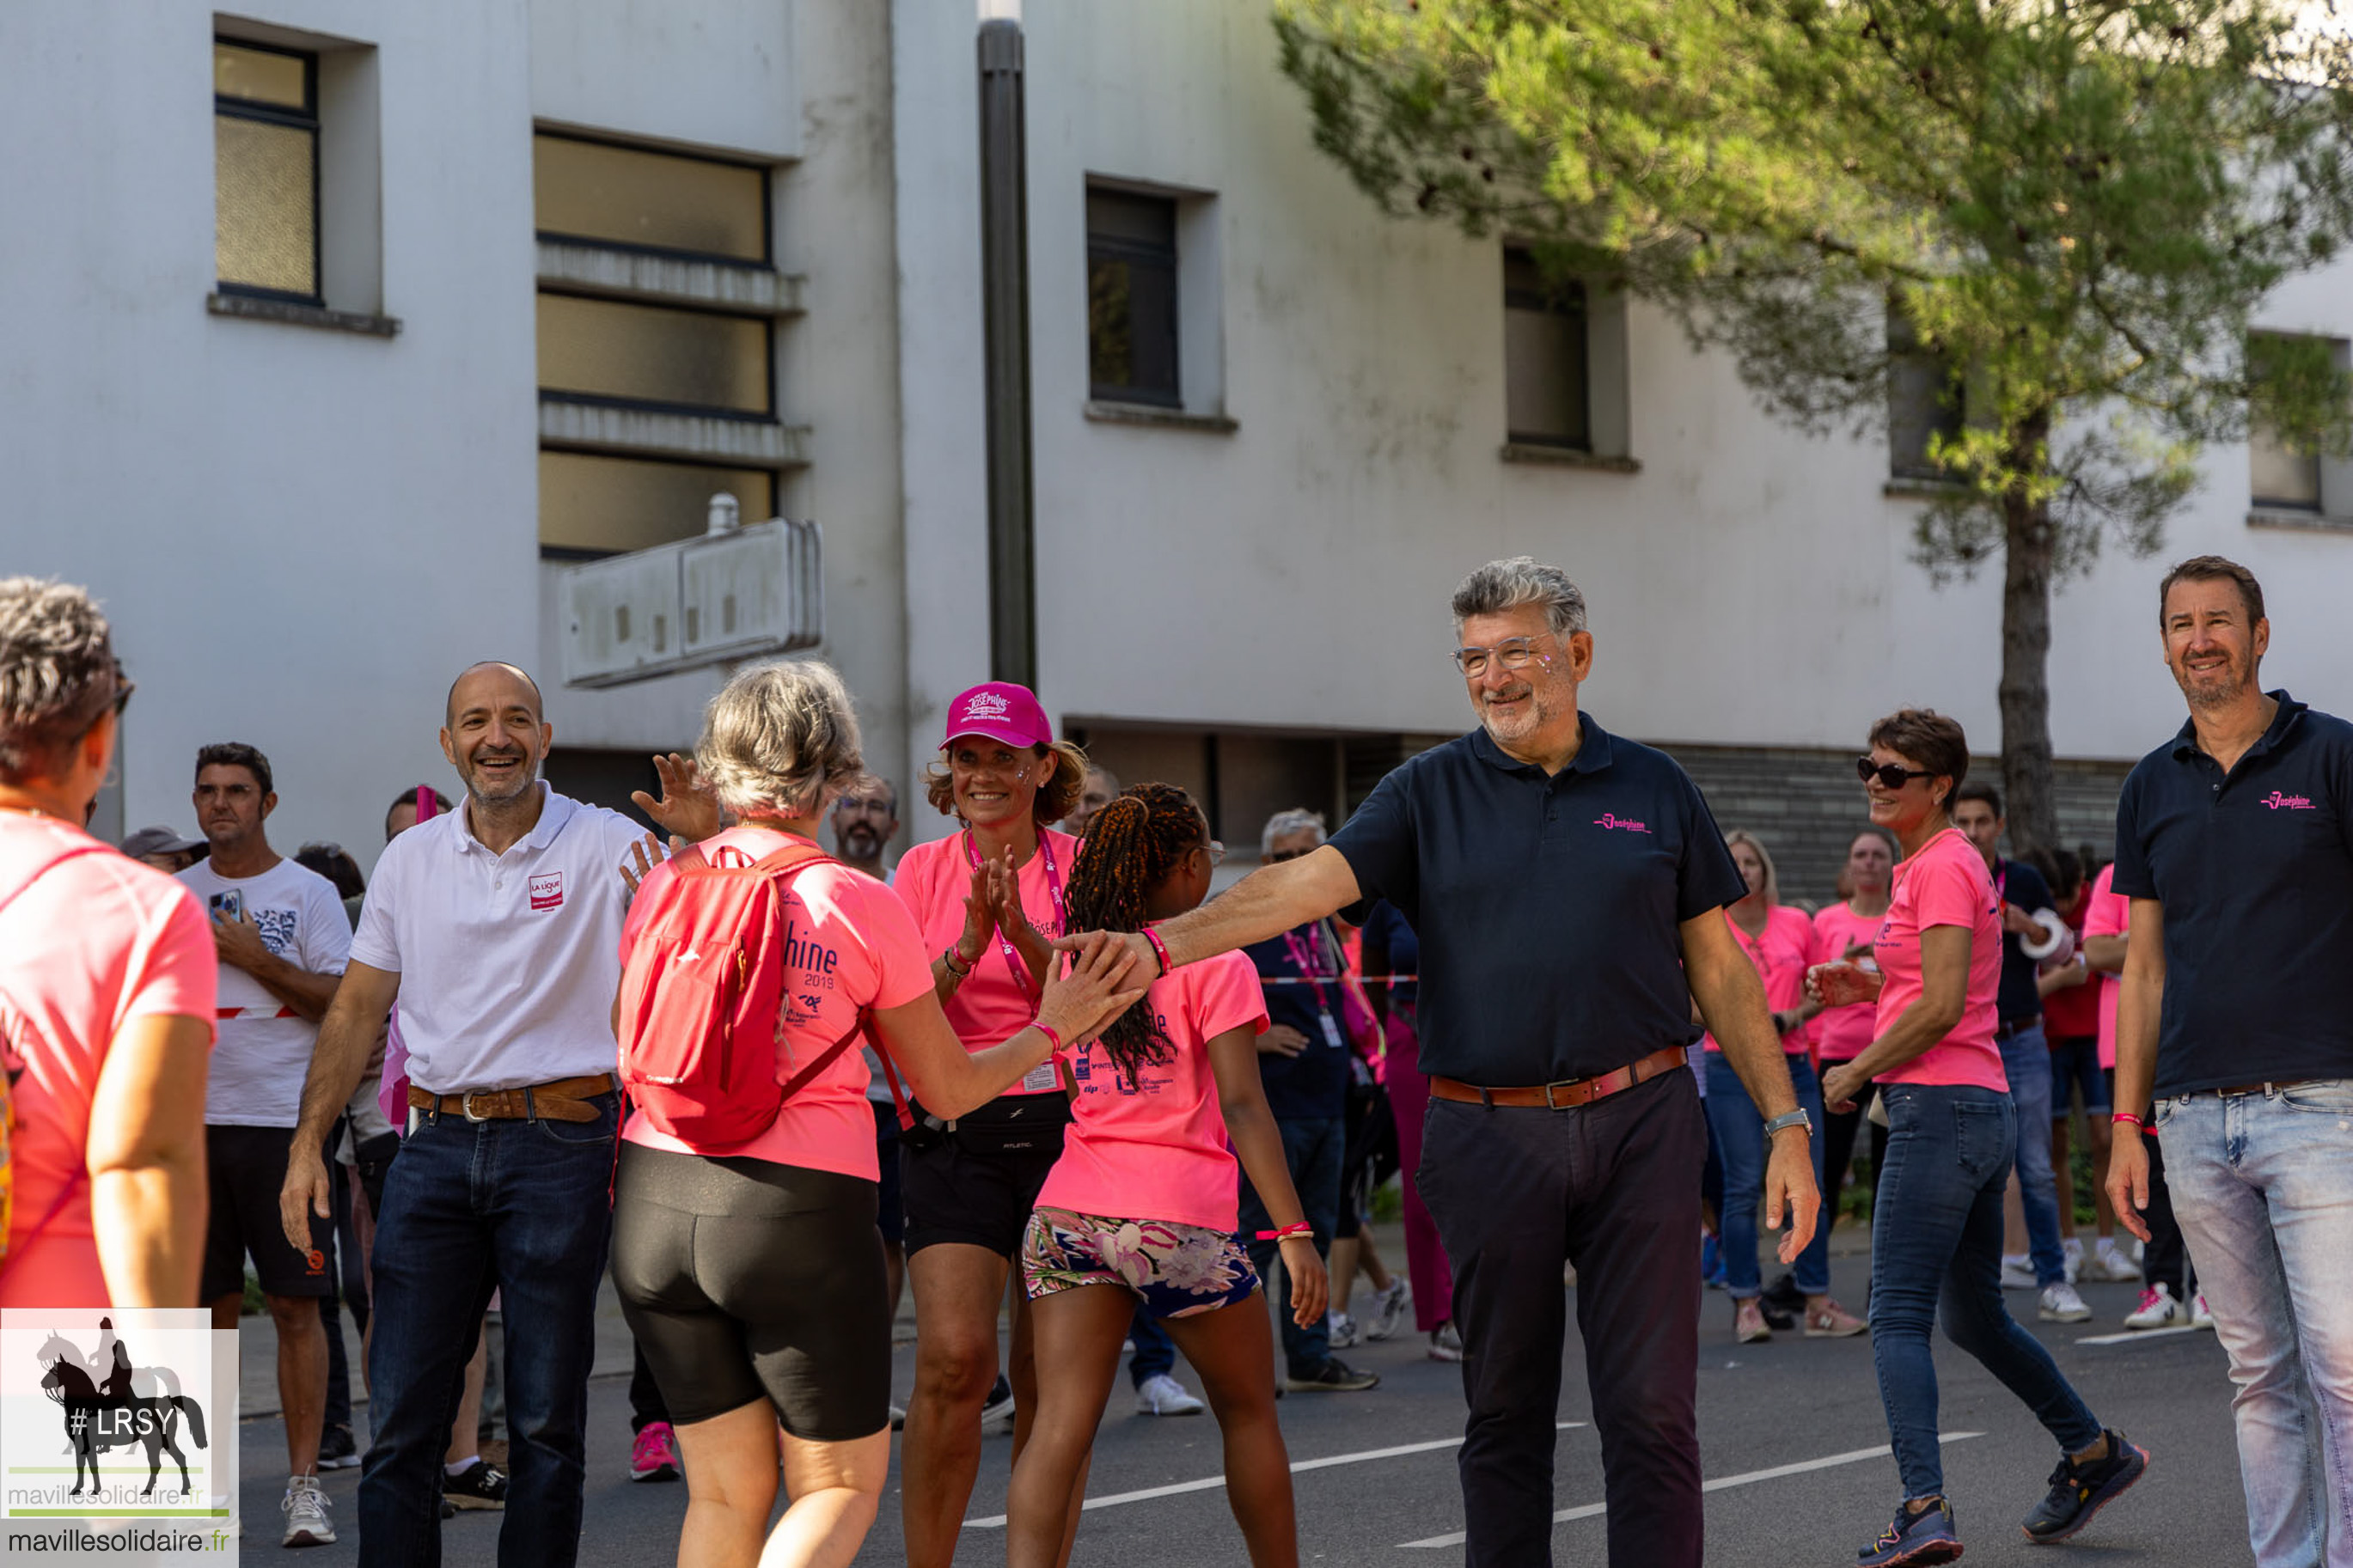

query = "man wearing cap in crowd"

[
  {"left": 122, "top": 824, "right": 205, "bottom": 874},
  {"left": 279, "top": 662, "right": 710, "bottom": 1566}
]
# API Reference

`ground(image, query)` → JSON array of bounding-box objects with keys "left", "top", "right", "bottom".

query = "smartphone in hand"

[{"left": 209, "top": 888, "right": 245, "bottom": 922}]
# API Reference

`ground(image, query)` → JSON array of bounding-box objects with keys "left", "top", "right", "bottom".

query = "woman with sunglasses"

[
  {"left": 1005, "top": 784, "right": 1325, "bottom": 1568},
  {"left": 1812, "top": 711, "right": 2145, "bottom": 1565},
  {"left": 1702, "top": 831, "right": 1862, "bottom": 1342},
  {"left": 890, "top": 682, "right": 1091, "bottom": 1568}
]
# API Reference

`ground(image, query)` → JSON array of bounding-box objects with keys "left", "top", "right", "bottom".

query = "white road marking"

[
  {"left": 2075, "top": 1325, "right": 2203, "bottom": 1346},
  {"left": 1396, "top": 1431, "right": 1984, "bottom": 1549},
  {"left": 963, "top": 1425, "right": 1587, "bottom": 1529}
]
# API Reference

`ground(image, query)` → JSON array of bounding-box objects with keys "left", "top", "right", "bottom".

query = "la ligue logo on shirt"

[
  {"left": 3, "top": 1308, "right": 236, "bottom": 1540},
  {"left": 958, "top": 690, "right": 1012, "bottom": 725},
  {"left": 529, "top": 871, "right": 565, "bottom": 911}
]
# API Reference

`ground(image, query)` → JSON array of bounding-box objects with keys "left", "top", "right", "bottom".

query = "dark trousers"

[
  {"left": 1417, "top": 1068, "right": 1706, "bottom": 1568},
  {"left": 358, "top": 1095, "right": 617, "bottom": 1568},
  {"left": 627, "top": 1340, "right": 669, "bottom": 1434},
  {"left": 1128, "top": 1307, "right": 1175, "bottom": 1387},
  {"left": 1819, "top": 1086, "right": 1866, "bottom": 1209},
  {"left": 321, "top": 1148, "right": 362, "bottom": 1433},
  {"left": 1238, "top": 1115, "right": 1346, "bottom": 1377}
]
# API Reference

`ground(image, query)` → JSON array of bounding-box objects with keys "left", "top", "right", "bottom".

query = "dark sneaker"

[
  {"left": 1281, "top": 1359, "right": 1379, "bottom": 1393},
  {"left": 981, "top": 1372, "right": 1017, "bottom": 1427},
  {"left": 315, "top": 1424, "right": 360, "bottom": 1471},
  {"left": 444, "top": 1459, "right": 507, "bottom": 1511},
  {"left": 1856, "top": 1496, "right": 1962, "bottom": 1566},
  {"left": 2021, "top": 1430, "right": 2147, "bottom": 1543}
]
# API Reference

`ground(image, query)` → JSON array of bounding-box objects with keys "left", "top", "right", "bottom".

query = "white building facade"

[{"left": 4, "top": 0, "right": 2348, "bottom": 896}]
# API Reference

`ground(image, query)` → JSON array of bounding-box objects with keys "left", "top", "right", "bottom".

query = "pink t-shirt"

[
  {"left": 1037, "top": 951, "right": 1268, "bottom": 1233},
  {"left": 2081, "top": 862, "right": 2129, "bottom": 1071},
  {"left": 1810, "top": 902, "right": 1886, "bottom": 1064},
  {"left": 1702, "top": 906, "right": 1815, "bottom": 1054},
  {"left": 618, "top": 828, "right": 932, "bottom": 1181},
  {"left": 0, "top": 814, "right": 216, "bottom": 1309},
  {"left": 1873, "top": 827, "right": 2007, "bottom": 1090},
  {"left": 893, "top": 827, "right": 1079, "bottom": 1095}
]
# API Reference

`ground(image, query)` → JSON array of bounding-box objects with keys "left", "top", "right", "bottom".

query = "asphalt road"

[{"left": 237, "top": 1250, "right": 2247, "bottom": 1565}]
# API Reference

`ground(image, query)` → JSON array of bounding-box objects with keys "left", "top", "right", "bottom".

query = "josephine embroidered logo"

[
  {"left": 1593, "top": 814, "right": 1650, "bottom": 833},
  {"left": 959, "top": 691, "right": 1011, "bottom": 724},
  {"left": 2263, "top": 791, "right": 2315, "bottom": 811}
]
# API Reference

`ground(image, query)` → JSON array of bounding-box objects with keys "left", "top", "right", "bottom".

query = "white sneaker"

[
  {"left": 2124, "top": 1283, "right": 2183, "bottom": 1329},
  {"left": 1365, "top": 1279, "right": 1411, "bottom": 1342},
  {"left": 1427, "top": 1322, "right": 1464, "bottom": 1362},
  {"left": 2082, "top": 1243, "right": 2139, "bottom": 1283},
  {"left": 1326, "top": 1310, "right": 1359, "bottom": 1349},
  {"left": 2000, "top": 1255, "right": 2038, "bottom": 1290},
  {"left": 2190, "top": 1291, "right": 2215, "bottom": 1329},
  {"left": 2038, "top": 1282, "right": 2093, "bottom": 1323},
  {"left": 1135, "top": 1372, "right": 1205, "bottom": 1417},
  {"left": 2061, "top": 1237, "right": 2083, "bottom": 1284},
  {"left": 281, "top": 1473, "right": 334, "bottom": 1547}
]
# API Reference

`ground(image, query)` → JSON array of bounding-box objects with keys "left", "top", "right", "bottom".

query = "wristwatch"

[{"left": 1762, "top": 1107, "right": 1813, "bottom": 1139}]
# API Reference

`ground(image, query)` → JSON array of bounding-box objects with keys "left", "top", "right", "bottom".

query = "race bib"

[
  {"left": 1318, "top": 1015, "right": 1344, "bottom": 1051},
  {"left": 1019, "top": 1061, "right": 1060, "bottom": 1094}
]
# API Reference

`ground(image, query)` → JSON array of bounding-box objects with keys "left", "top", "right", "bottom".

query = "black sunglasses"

[{"left": 1856, "top": 756, "right": 1935, "bottom": 790}]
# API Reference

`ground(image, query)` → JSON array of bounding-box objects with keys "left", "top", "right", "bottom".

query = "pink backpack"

[{"left": 617, "top": 840, "right": 864, "bottom": 1145}]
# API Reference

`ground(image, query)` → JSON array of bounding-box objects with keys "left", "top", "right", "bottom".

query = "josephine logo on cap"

[{"left": 943, "top": 682, "right": 1053, "bottom": 750}]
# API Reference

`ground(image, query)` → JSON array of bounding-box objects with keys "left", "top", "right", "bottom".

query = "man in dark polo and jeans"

[
  {"left": 2105, "top": 556, "right": 2353, "bottom": 1568},
  {"left": 278, "top": 662, "right": 702, "bottom": 1567},
  {"left": 1062, "top": 558, "right": 1819, "bottom": 1567}
]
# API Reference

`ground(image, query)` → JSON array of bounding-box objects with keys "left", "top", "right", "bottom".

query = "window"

[
  {"left": 1503, "top": 248, "right": 1590, "bottom": 449},
  {"left": 1888, "top": 304, "right": 1964, "bottom": 480},
  {"left": 534, "top": 134, "right": 767, "bottom": 262},
  {"left": 533, "top": 132, "right": 785, "bottom": 557},
  {"left": 2247, "top": 332, "right": 2336, "bottom": 513},
  {"left": 1088, "top": 189, "right": 1180, "bottom": 407},
  {"left": 539, "top": 452, "right": 775, "bottom": 558},
  {"left": 536, "top": 296, "right": 771, "bottom": 416},
  {"left": 215, "top": 40, "right": 319, "bottom": 302}
]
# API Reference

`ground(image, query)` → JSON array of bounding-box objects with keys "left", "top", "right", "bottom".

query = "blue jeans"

[
  {"left": 1128, "top": 1307, "right": 1175, "bottom": 1387},
  {"left": 359, "top": 1095, "right": 618, "bottom": 1568},
  {"left": 1702, "top": 1052, "right": 1830, "bottom": 1297},
  {"left": 1871, "top": 1083, "right": 2102, "bottom": 1500},
  {"left": 1999, "top": 1024, "right": 2067, "bottom": 1286},
  {"left": 1237, "top": 1115, "right": 1343, "bottom": 1377},
  {"left": 2158, "top": 1081, "right": 2353, "bottom": 1567}
]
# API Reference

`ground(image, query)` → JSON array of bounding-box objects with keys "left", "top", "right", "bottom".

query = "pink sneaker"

[{"left": 630, "top": 1421, "right": 680, "bottom": 1483}]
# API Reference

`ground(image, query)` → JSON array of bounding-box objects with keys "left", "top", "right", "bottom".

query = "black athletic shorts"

[
  {"left": 201, "top": 1124, "right": 334, "bottom": 1303},
  {"left": 899, "top": 1094, "right": 1067, "bottom": 1258},
  {"left": 872, "top": 1102, "right": 905, "bottom": 1247},
  {"left": 610, "top": 1141, "right": 891, "bottom": 1437},
  {"left": 353, "top": 1130, "right": 400, "bottom": 1224}
]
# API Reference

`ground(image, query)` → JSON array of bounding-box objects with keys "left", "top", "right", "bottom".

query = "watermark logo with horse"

[{"left": 2, "top": 1308, "right": 236, "bottom": 1553}]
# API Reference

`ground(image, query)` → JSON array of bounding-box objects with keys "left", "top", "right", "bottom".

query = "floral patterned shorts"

[{"left": 1021, "top": 1208, "right": 1262, "bottom": 1318}]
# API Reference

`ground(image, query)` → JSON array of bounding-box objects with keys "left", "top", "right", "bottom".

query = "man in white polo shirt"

[{"left": 279, "top": 662, "right": 687, "bottom": 1567}]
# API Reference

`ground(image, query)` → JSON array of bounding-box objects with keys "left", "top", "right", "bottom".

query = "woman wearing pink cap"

[{"left": 893, "top": 680, "right": 1091, "bottom": 1568}]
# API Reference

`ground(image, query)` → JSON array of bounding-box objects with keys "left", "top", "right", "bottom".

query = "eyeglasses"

[
  {"left": 1451, "top": 635, "right": 1555, "bottom": 679},
  {"left": 1200, "top": 839, "right": 1226, "bottom": 866},
  {"left": 72, "top": 668, "right": 134, "bottom": 742},
  {"left": 1856, "top": 757, "right": 1936, "bottom": 790}
]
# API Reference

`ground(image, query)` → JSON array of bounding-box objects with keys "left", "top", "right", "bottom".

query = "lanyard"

[
  {"left": 1726, "top": 909, "right": 1771, "bottom": 977},
  {"left": 963, "top": 829, "right": 1065, "bottom": 1005},
  {"left": 1280, "top": 924, "right": 1337, "bottom": 1018}
]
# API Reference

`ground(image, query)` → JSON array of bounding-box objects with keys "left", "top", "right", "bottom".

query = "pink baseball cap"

[{"left": 942, "top": 682, "right": 1054, "bottom": 750}]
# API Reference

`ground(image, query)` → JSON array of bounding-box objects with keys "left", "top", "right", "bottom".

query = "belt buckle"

[
  {"left": 1543, "top": 1077, "right": 1577, "bottom": 1111},
  {"left": 461, "top": 1091, "right": 492, "bottom": 1123}
]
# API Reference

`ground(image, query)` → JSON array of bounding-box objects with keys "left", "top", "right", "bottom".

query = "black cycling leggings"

[{"left": 611, "top": 1142, "right": 891, "bottom": 1438}]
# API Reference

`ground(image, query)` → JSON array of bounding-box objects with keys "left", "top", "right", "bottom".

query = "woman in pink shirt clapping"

[{"left": 1004, "top": 784, "right": 1328, "bottom": 1568}]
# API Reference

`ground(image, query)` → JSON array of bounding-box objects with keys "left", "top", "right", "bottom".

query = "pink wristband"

[
  {"left": 2112, "top": 1110, "right": 2146, "bottom": 1131},
  {"left": 1141, "top": 924, "right": 1172, "bottom": 976},
  {"left": 1032, "top": 1021, "right": 1063, "bottom": 1055},
  {"left": 1255, "top": 1221, "right": 1314, "bottom": 1242}
]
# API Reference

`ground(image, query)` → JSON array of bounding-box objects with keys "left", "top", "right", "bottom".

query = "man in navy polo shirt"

[
  {"left": 1065, "top": 558, "right": 1818, "bottom": 1568},
  {"left": 2105, "top": 555, "right": 2353, "bottom": 1568}
]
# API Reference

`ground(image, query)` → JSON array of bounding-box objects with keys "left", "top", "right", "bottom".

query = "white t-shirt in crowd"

[
  {"left": 349, "top": 784, "right": 646, "bottom": 1095},
  {"left": 178, "top": 856, "right": 351, "bottom": 1127}
]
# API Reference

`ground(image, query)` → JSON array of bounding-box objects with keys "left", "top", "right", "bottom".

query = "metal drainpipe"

[{"left": 977, "top": 13, "right": 1036, "bottom": 689}]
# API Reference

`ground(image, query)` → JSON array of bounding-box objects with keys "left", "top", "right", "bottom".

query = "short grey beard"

[{"left": 463, "top": 759, "right": 539, "bottom": 808}]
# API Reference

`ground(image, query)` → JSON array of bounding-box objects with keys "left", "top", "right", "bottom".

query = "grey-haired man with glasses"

[{"left": 1061, "top": 557, "right": 1815, "bottom": 1567}]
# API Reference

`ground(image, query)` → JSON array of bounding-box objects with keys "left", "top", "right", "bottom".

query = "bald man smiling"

[{"left": 281, "top": 661, "right": 712, "bottom": 1565}]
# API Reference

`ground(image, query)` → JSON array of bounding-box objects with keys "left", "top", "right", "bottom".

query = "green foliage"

[{"left": 1275, "top": 0, "right": 2353, "bottom": 565}]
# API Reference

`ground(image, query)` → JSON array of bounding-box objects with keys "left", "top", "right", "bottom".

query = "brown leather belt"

[
  {"left": 409, "top": 1072, "right": 616, "bottom": 1125},
  {"left": 1431, "top": 1046, "right": 1686, "bottom": 1110}
]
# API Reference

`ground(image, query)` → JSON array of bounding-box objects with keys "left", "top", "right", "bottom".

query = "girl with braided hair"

[{"left": 1005, "top": 784, "right": 1327, "bottom": 1568}]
